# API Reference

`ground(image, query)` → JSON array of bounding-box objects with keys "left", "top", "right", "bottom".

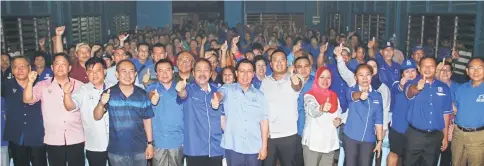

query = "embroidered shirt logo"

[
  {"left": 438, "top": 87, "right": 443, "bottom": 93},
  {"left": 477, "top": 94, "right": 484, "bottom": 102},
  {"left": 12, "top": 88, "right": 17, "bottom": 93}
]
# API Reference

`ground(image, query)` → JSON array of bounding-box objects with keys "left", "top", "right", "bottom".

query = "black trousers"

[
  {"left": 342, "top": 134, "right": 375, "bottom": 166},
  {"left": 439, "top": 141, "right": 452, "bottom": 166},
  {"left": 185, "top": 155, "right": 223, "bottom": 166},
  {"left": 295, "top": 135, "right": 304, "bottom": 166},
  {"left": 46, "top": 142, "right": 85, "bottom": 166},
  {"left": 404, "top": 126, "right": 443, "bottom": 166},
  {"left": 263, "top": 134, "right": 298, "bottom": 166},
  {"left": 8, "top": 142, "right": 47, "bottom": 166},
  {"left": 86, "top": 150, "right": 110, "bottom": 166}
]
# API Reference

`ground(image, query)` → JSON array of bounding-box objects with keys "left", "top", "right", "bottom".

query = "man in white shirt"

[
  {"left": 63, "top": 57, "right": 111, "bottom": 165},
  {"left": 106, "top": 47, "right": 144, "bottom": 88},
  {"left": 260, "top": 50, "right": 303, "bottom": 166}
]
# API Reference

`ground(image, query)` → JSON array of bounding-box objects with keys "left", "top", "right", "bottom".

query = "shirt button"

[
  {"left": 430, "top": 103, "right": 433, "bottom": 105},
  {"left": 429, "top": 121, "right": 432, "bottom": 124},
  {"left": 24, "top": 122, "right": 26, "bottom": 124},
  {"left": 430, "top": 112, "right": 433, "bottom": 114}
]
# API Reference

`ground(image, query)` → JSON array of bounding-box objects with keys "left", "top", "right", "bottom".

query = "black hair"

[
  {"left": 355, "top": 64, "right": 374, "bottom": 75},
  {"left": 11, "top": 56, "right": 31, "bottom": 67},
  {"left": 310, "top": 36, "right": 319, "bottom": 43},
  {"left": 251, "top": 43, "right": 263, "bottom": 53},
  {"left": 222, "top": 66, "right": 237, "bottom": 84},
  {"left": 253, "top": 55, "right": 267, "bottom": 66},
  {"left": 85, "top": 57, "right": 107, "bottom": 70},
  {"left": 206, "top": 48, "right": 220, "bottom": 58},
  {"left": 441, "top": 61, "right": 454, "bottom": 72},
  {"left": 294, "top": 56, "right": 311, "bottom": 66},
  {"left": 467, "top": 57, "right": 484, "bottom": 68},
  {"left": 155, "top": 58, "right": 174, "bottom": 71},
  {"left": 125, "top": 51, "right": 133, "bottom": 59},
  {"left": 137, "top": 42, "right": 149, "bottom": 50},
  {"left": 32, "top": 51, "right": 48, "bottom": 66},
  {"left": 235, "top": 58, "right": 255, "bottom": 71},
  {"left": 269, "top": 49, "right": 287, "bottom": 61},
  {"left": 152, "top": 43, "right": 166, "bottom": 52},
  {"left": 115, "top": 59, "right": 135, "bottom": 72},
  {"left": 419, "top": 56, "right": 437, "bottom": 66},
  {"left": 53, "top": 52, "right": 71, "bottom": 65},
  {"left": 194, "top": 58, "right": 212, "bottom": 70}
]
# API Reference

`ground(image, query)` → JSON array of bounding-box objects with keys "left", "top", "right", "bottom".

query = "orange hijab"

[{"left": 305, "top": 67, "right": 339, "bottom": 113}]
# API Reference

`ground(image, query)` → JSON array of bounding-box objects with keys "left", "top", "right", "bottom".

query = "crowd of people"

[{"left": 0, "top": 19, "right": 483, "bottom": 166}]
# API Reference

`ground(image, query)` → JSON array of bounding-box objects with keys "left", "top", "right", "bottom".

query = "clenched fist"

[
  {"left": 63, "top": 82, "right": 73, "bottom": 94},
  {"left": 360, "top": 87, "right": 369, "bottom": 100},
  {"left": 28, "top": 71, "right": 38, "bottom": 83},
  {"left": 211, "top": 92, "right": 222, "bottom": 109},
  {"left": 55, "top": 26, "right": 65, "bottom": 36}
]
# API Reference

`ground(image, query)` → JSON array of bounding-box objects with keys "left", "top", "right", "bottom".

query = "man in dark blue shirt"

[
  {"left": 404, "top": 57, "right": 452, "bottom": 166},
  {"left": 2, "top": 56, "right": 47, "bottom": 166},
  {"left": 94, "top": 59, "right": 155, "bottom": 165}
]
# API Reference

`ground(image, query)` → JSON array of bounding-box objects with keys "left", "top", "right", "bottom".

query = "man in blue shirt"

[
  {"left": 139, "top": 43, "right": 167, "bottom": 85},
  {"left": 451, "top": 57, "right": 484, "bottom": 165},
  {"left": 211, "top": 59, "right": 269, "bottom": 166},
  {"left": 132, "top": 43, "right": 153, "bottom": 73},
  {"left": 94, "top": 59, "right": 155, "bottom": 165},
  {"left": 375, "top": 41, "right": 401, "bottom": 88},
  {"left": 176, "top": 59, "right": 224, "bottom": 166},
  {"left": 2, "top": 56, "right": 47, "bottom": 166},
  {"left": 404, "top": 57, "right": 452, "bottom": 166},
  {"left": 146, "top": 59, "right": 184, "bottom": 166}
]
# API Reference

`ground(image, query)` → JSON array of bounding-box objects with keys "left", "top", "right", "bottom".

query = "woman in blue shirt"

[
  {"left": 343, "top": 64, "right": 384, "bottom": 166},
  {"left": 251, "top": 56, "right": 267, "bottom": 89},
  {"left": 32, "top": 51, "right": 53, "bottom": 81},
  {"left": 348, "top": 46, "right": 367, "bottom": 72}
]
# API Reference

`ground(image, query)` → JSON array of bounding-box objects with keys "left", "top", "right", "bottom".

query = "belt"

[
  {"left": 409, "top": 124, "right": 440, "bottom": 134},
  {"left": 456, "top": 125, "right": 484, "bottom": 132}
]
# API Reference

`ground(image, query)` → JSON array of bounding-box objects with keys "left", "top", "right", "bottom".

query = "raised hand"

[
  {"left": 63, "top": 82, "right": 73, "bottom": 94},
  {"left": 118, "top": 34, "right": 128, "bottom": 42},
  {"left": 92, "top": 45, "right": 101, "bottom": 53},
  {"left": 321, "top": 98, "right": 332, "bottom": 112},
  {"left": 150, "top": 89, "right": 160, "bottom": 105},
  {"left": 320, "top": 42, "right": 328, "bottom": 53},
  {"left": 142, "top": 69, "right": 151, "bottom": 85},
  {"left": 334, "top": 43, "right": 343, "bottom": 58},
  {"left": 417, "top": 78, "right": 426, "bottom": 91},
  {"left": 202, "top": 37, "right": 207, "bottom": 44},
  {"left": 55, "top": 26, "right": 65, "bottom": 36},
  {"left": 28, "top": 71, "right": 38, "bottom": 83},
  {"left": 211, "top": 92, "right": 222, "bottom": 109},
  {"left": 39, "top": 37, "right": 45, "bottom": 46},
  {"left": 368, "top": 39, "right": 376, "bottom": 49},
  {"left": 100, "top": 89, "right": 111, "bottom": 105},
  {"left": 360, "top": 87, "right": 369, "bottom": 100},
  {"left": 221, "top": 41, "right": 228, "bottom": 52},
  {"left": 175, "top": 79, "right": 187, "bottom": 92},
  {"left": 289, "top": 65, "right": 300, "bottom": 85}
]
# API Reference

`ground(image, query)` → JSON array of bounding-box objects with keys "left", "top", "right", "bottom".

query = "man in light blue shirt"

[
  {"left": 146, "top": 59, "right": 184, "bottom": 166},
  {"left": 211, "top": 59, "right": 269, "bottom": 166}
]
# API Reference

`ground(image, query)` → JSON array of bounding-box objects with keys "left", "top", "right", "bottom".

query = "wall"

[
  {"left": 136, "top": 1, "right": 172, "bottom": 29},
  {"left": 224, "top": 1, "right": 243, "bottom": 28},
  {"left": 1, "top": 1, "right": 137, "bottom": 44}
]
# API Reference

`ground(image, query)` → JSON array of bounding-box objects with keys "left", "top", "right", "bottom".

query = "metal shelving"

[
  {"left": 72, "top": 15, "right": 102, "bottom": 44},
  {"left": 112, "top": 14, "right": 130, "bottom": 35},
  {"left": 354, "top": 13, "right": 386, "bottom": 43},
  {"left": 245, "top": 13, "right": 305, "bottom": 30},
  {"left": 327, "top": 13, "right": 342, "bottom": 33},
  {"left": 1, "top": 16, "right": 51, "bottom": 55}
]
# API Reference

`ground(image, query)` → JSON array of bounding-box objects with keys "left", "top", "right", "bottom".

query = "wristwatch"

[{"left": 147, "top": 141, "right": 154, "bottom": 146}]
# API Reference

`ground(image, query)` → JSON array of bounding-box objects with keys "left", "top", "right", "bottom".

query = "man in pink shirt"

[{"left": 23, "top": 53, "right": 85, "bottom": 166}]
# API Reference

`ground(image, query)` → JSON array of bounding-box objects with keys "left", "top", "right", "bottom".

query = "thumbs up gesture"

[
  {"left": 100, "top": 89, "right": 111, "bottom": 105},
  {"left": 63, "top": 82, "right": 73, "bottom": 94},
  {"left": 142, "top": 69, "right": 151, "bottom": 85},
  {"left": 417, "top": 78, "right": 426, "bottom": 91},
  {"left": 211, "top": 92, "right": 222, "bottom": 109},
  {"left": 360, "top": 87, "right": 369, "bottom": 100},
  {"left": 289, "top": 65, "right": 300, "bottom": 85},
  {"left": 321, "top": 98, "right": 332, "bottom": 112},
  {"left": 175, "top": 79, "right": 187, "bottom": 92},
  {"left": 150, "top": 89, "right": 160, "bottom": 105}
]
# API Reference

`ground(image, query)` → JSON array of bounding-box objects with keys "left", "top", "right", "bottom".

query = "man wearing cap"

[
  {"left": 371, "top": 41, "right": 401, "bottom": 88},
  {"left": 387, "top": 59, "right": 418, "bottom": 166},
  {"left": 404, "top": 57, "right": 452, "bottom": 166}
]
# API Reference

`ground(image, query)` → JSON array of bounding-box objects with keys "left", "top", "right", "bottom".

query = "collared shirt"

[
  {"left": 344, "top": 85, "right": 383, "bottom": 143},
  {"left": 146, "top": 81, "right": 184, "bottom": 149},
  {"left": 218, "top": 83, "right": 269, "bottom": 154},
  {"left": 33, "top": 67, "right": 53, "bottom": 81},
  {"left": 179, "top": 83, "right": 224, "bottom": 157},
  {"left": 405, "top": 79, "right": 453, "bottom": 131},
  {"left": 376, "top": 53, "right": 401, "bottom": 88},
  {"left": 327, "top": 63, "right": 349, "bottom": 113},
  {"left": 131, "top": 58, "right": 153, "bottom": 73},
  {"left": 297, "top": 76, "right": 315, "bottom": 136},
  {"left": 251, "top": 76, "right": 264, "bottom": 89},
  {"left": 260, "top": 73, "right": 302, "bottom": 138},
  {"left": 32, "top": 78, "right": 84, "bottom": 146},
  {"left": 105, "top": 84, "right": 154, "bottom": 155},
  {"left": 348, "top": 59, "right": 362, "bottom": 72},
  {"left": 2, "top": 79, "right": 44, "bottom": 146},
  {"left": 454, "top": 81, "right": 484, "bottom": 128},
  {"left": 69, "top": 63, "right": 89, "bottom": 83},
  {"left": 302, "top": 94, "right": 341, "bottom": 153},
  {"left": 106, "top": 66, "right": 145, "bottom": 89},
  {"left": 1, "top": 97, "right": 7, "bottom": 146},
  {"left": 71, "top": 82, "right": 112, "bottom": 152},
  {"left": 390, "top": 81, "right": 411, "bottom": 134}
]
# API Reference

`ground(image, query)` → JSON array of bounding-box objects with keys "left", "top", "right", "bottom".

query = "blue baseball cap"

[
  {"left": 401, "top": 59, "right": 417, "bottom": 71},
  {"left": 382, "top": 41, "right": 394, "bottom": 49},
  {"left": 412, "top": 45, "right": 423, "bottom": 53}
]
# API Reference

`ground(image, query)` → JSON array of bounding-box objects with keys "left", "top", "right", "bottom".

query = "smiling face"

[
  {"left": 270, "top": 52, "right": 287, "bottom": 74},
  {"left": 87, "top": 63, "right": 106, "bottom": 86},
  {"left": 115, "top": 61, "right": 136, "bottom": 86},
  {"left": 318, "top": 69, "right": 332, "bottom": 89},
  {"left": 52, "top": 55, "right": 71, "bottom": 78},
  {"left": 193, "top": 60, "right": 211, "bottom": 86},
  {"left": 467, "top": 58, "right": 484, "bottom": 82},
  {"left": 355, "top": 66, "right": 373, "bottom": 87},
  {"left": 155, "top": 62, "right": 174, "bottom": 84},
  {"left": 419, "top": 58, "right": 436, "bottom": 80}
]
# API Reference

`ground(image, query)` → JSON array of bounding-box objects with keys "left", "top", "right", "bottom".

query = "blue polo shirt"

[
  {"left": 2, "top": 79, "right": 44, "bottom": 146},
  {"left": 390, "top": 81, "right": 412, "bottom": 134},
  {"left": 178, "top": 82, "right": 224, "bottom": 157},
  {"left": 297, "top": 76, "right": 315, "bottom": 136},
  {"left": 218, "top": 83, "right": 269, "bottom": 154},
  {"left": 344, "top": 85, "right": 384, "bottom": 143},
  {"left": 146, "top": 81, "right": 184, "bottom": 149},
  {"left": 348, "top": 59, "right": 361, "bottom": 72},
  {"left": 454, "top": 81, "right": 484, "bottom": 128},
  {"left": 405, "top": 79, "right": 453, "bottom": 131},
  {"left": 105, "top": 84, "right": 155, "bottom": 155},
  {"left": 327, "top": 64, "right": 349, "bottom": 113},
  {"left": 33, "top": 67, "right": 53, "bottom": 81},
  {"left": 132, "top": 58, "right": 153, "bottom": 73},
  {"left": 376, "top": 53, "right": 401, "bottom": 88}
]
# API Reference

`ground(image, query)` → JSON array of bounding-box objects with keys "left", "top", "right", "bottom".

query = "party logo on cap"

[
  {"left": 406, "top": 60, "right": 412, "bottom": 65},
  {"left": 387, "top": 42, "right": 391, "bottom": 46}
]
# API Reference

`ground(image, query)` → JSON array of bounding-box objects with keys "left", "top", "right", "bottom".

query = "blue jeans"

[
  {"left": 225, "top": 149, "right": 260, "bottom": 166},
  {"left": 108, "top": 152, "right": 146, "bottom": 166}
]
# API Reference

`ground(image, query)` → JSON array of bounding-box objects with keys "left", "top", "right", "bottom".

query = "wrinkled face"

[
  {"left": 223, "top": 68, "right": 235, "bottom": 84},
  {"left": 76, "top": 47, "right": 91, "bottom": 63},
  {"left": 318, "top": 70, "right": 332, "bottom": 89},
  {"left": 137, "top": 45, "right": 149, "bottom": 61},
  {"left": 270, "top": 52, "right": 287, "bottom": 74},
  {"left": 237, "top": 63, "right": 254, "bottom": 86},
  {"left": 466, "top": 59, "right": 484, "bottom": 82},
  {"left": 155, "top": 62, "right": 174, "bottom": 84},
  {"left": 403, "top": 68, "right": 417, "bottom": 80},
  {"left": 295, "top": 58, "right": 311, "bottom": 79},
  {"left": 366, "top": 60, "right": 378, "bottom": 76},
  {"left": 255, "top": 60, "right": 266, "bottom": 77},
  {"left": 356, "top": 47, "right": 365, "bottom": 60},
  {"left": 87, "top": 63, "right": 106, "bottom": 86},
  {"left": 381, "top": 47, "right": 394, "bottom": 61},
  {"left": 355, "top": 67, "right": 372, "bottom": 87},
  {"left": 113, "top": 49, "right": 127, "bottom": 63},
  {"left": 2, "top": 55, "right": 10, "bottom": 69},
  {"left": 11, "top": 58, "right": 30, "bottom": 80},
  {"left": 52, "top": 56, "right": 71, "bottom": 78},
  {"left": 419, "top": 58, "right": 436, "bottom": 79},
  {"left": 34, "top": 56, "right": 46, "bottom": 68},
  {"left": 193, "top": 61, "right": 211, "bottom": 85},
  {"left": 115, "top": 61, "right": 136, "bottom": 86},
  {"left": 439, "top": 65, "right": 452, "bottom": 82},
  {"left": 245, "top": 52, "right": 255, "bottom": 61},
  {"left": 152, "top": 46, "right": 166, "bottom": 62},
  {"left": 176, "top": 52, "right": 194, "bottom": 73},
  {"left": 412, "top": 50, "right": 424, "bottom": 64}
]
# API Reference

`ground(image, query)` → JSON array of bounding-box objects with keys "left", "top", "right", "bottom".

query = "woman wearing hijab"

[{"left": 302, "top": 66, "right": 342, "bottom": 166}]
